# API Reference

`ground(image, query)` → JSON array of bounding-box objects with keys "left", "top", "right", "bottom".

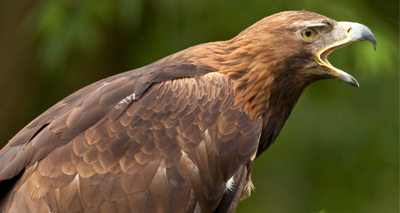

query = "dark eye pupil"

[{"left": 305, "top": 29, "right": 312, "bottom": 37}]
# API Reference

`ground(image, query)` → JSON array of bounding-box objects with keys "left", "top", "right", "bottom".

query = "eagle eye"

[{"left": 301, "top": 28, "right": 317, "bottom": 41}]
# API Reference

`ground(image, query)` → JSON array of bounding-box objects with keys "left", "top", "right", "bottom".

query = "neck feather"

[
  {"left": 215, "top": 38, "right": 309, "bottom": 121},
  {"left": 181, "top": 39, "right": 311, "bottom": 125}
]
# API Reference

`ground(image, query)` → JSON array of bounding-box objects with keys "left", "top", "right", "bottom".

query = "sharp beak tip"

[
  {"left": 347, "top": 77, "right": 360, "bottom": 88},
  {"left": 353, "top": 81, "right": 360, "bottom": 88},
  {"left": 336, "top": 70, "right": 359, "bottom": 88},
  {"left": 369, "top": 36, "right": 377, "bottom": 51}
]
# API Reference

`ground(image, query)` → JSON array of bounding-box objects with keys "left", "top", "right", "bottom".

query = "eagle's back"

[{"left": 0, "top": 65, "right": 262, "bottom": 212}]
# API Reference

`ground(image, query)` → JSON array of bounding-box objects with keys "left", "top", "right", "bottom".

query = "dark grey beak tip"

[
  {"left": 349, "top": 75, "right": 360, "bottom": 88},
  {"left": 369, "top": 35, "right": 377, "bottom": 51},
  {"left": 360, "top": 24, "right": 377, "bottom": 51}
]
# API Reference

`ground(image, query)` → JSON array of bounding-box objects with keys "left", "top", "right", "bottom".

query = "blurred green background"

[{"left": 0, "top": 0, "right": 398, "bottom": 212}]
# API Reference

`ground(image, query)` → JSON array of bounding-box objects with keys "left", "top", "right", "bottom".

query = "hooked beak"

[{"left": 317, "top": 22, "right": 377, "bottom": 87}]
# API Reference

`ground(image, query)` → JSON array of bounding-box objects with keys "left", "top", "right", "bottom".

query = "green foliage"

[
  {"left": 34, "top": 0, "right": 117, "bottom": 71},
  {"left": 0, "top": 0, "right": 398, "bottom": 212}
]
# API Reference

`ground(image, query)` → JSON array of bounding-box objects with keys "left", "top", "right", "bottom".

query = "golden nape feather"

[{"left": 0, "top": 11, "right": 375, "bottom": 212}]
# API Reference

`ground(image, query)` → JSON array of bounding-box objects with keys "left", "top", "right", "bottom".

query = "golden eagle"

[{"left": 0, "top": 11, "right": 376, "bottom": 212}]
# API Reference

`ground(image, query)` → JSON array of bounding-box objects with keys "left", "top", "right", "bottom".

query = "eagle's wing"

[{"left": 0, "top": 62, "right": 262, "bottom": 212}]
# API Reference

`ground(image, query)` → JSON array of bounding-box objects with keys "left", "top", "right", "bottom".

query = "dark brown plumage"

[{"left": 0, "top": 11, "right": 376, "bottom": 212}]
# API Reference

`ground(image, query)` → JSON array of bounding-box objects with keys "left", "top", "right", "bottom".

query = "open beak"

[{"left": 317, "top": 22, "right": 377, "bottom": 87}]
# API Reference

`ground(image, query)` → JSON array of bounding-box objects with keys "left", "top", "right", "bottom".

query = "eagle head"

[
  {"left": 234, "top": 11, "right": 377, "bottom": 87},
  {"left": 217, "top": 11, "right": 376, "bottom": 120}
]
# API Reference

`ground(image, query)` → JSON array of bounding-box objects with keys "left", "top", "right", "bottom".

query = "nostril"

[{"left": 347, "top": 27, "right": 352, "bottom": 34}]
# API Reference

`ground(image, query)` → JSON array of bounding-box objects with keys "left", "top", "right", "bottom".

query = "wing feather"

[{"left": 0, "top": 63, "right": 262, "bottom": 212}]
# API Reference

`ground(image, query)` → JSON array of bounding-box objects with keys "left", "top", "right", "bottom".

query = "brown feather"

[
  {"left": 60, "top": 176, "right": 83, "bottom": 212},
  {"left": 125, "top": 190, "right": 157, "bottom": 213},
  {"left": 80, "top": 176, "right": 106, "bottom": 207}
]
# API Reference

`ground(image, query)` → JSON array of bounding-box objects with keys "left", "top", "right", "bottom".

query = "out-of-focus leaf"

[
  {"left": 34, "top": 0, "right": 118, "bottom": 72},
  {"left": 118, "top": 0, "right": 143, "bottom": 28},
  {"left": 37, "top": 1, "right": 68, "bottom": 34}
]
